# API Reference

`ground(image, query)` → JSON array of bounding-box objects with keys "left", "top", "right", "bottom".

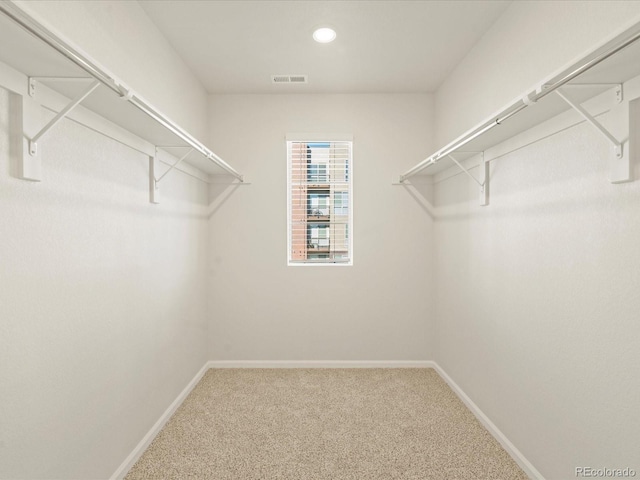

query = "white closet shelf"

[
  {"left": 398, "top": 20, "right": 640, "bottom": 204},
  {"left": 0, "top": 1, "right": 244, "bottom": 197}
]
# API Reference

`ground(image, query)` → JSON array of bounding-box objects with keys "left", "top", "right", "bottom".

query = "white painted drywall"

[
  {"left": 434, "top": 119, "right": 640, "bottom": 479},
  {"left": 433, "top": 3, "right": 640, "bottom": 476},
  {"left": 0, "top": 1, "right": 212, "bottom": 477},
  {"left": 435, "top": 0, "right": 640, "bottom": 147},
  {"left": 12, "top": 0, "right": 209, "bottom": 140},
  {"left": 207, "top": 94, "right": 435, "bottom": 361},
  {"left": 0, "top": 86, "right": 209, "bottom": 478}
]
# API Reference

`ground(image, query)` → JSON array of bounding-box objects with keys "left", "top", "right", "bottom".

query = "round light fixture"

[{"left": 313, "top": 27, "right": 336, "bottom": 43}]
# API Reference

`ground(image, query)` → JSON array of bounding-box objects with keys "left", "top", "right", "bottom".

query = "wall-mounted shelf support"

[
  {"left": 446, "top": 153, "right": 489, "bottom": 206},
  {"left": 149, "top": 147, "right": 195, "bottom": 204},
  {"left": 397, "top": 24, "right": 640, "bottom": 196},
  {"left": 0, "top": 0, "right": 245, "bottom": 188},
  {"left": 15, "top": 79, "right": 100, "bottom": 181},
  {"left": 555, "top": 88, "right": 629, "bottom": 183},
  {"left": 155, "top": 147, "right": 193, "bottom": 184},
  {"left": 479, "top": 153, "right": 490, "bottom": 206},
  {"left": 562, "top": 83, "right": 623, "bottom": 104},
  {"left": 555, "top": 89, "right": 622, "bottom": 155},
  {"left": 149, "top": 156, "right": 159, "bottom": 204},
  {"left": 446, "top": 154, "right": 483, "bottom": 187},
  {"left": 28, "top": 79, "right": 100, "bottom": 156},
  {"left": 28, "top": 76, "right": 93, "bottom": 97}
]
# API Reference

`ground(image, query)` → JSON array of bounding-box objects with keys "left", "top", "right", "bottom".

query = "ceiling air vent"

[{"left": 272, "top": 74, "right": 308, "bottom": 84}]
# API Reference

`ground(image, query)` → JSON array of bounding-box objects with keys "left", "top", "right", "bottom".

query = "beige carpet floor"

[{"left": 125, "top": 368, "right": 527, "bottom": 479}]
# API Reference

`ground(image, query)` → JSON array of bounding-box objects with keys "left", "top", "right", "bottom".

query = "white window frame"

[{"left": 286, "top": 134, "right": 353, "bottom": 267}]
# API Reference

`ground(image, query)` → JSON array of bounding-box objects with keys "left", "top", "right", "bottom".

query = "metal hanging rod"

[
  {"left": 399, "top": 26, "right": 640, "bottom": 182},
  {"left": 0, "top": 1, "right": 243, "bottom": 182}
]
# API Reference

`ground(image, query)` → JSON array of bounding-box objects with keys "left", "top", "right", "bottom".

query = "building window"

[
  {"left": 287, "top": 138, "right": 352, "bottom": 265},
  {"left": 334, "top": 191, "right": 348, "bottom": 215}
]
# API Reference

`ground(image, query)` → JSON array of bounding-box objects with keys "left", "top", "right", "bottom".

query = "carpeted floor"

[{"left": 125, "top": 368, "right": 527, "bottom": 479}]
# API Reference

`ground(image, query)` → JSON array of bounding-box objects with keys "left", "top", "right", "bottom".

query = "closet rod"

[
  {"left": 399, "top": 26, "right": 640, "bottom": 182},
  {"left": 0, "top": 1, "right": 243, "bottom": 182}
]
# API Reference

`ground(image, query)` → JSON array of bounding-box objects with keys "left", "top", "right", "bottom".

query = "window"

[
  {"left": 334, "top": 191, "right": 348, "bottom": 215},
  {"left": 287, "top": 137, "right": 352, "bottom": 265},
  {"left": 308, "top": 192, "right": 329, "bottom": 216}
]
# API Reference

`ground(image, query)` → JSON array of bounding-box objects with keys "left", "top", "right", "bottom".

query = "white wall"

[
  {"left": 13, "top": 0, "right": 209, "bottom": 140},
  {"left": 435, "top": 0, "right": 640, "bottom": 146},
  {"left": 0, "top": 2, "right": 212, "bottom": 478},
  {"left": 0, "top": 88, "right": 210, "bottom": 479},
  {"left": 5, "top": 1, "right": 639, "bottom": 478},
  {"left": 433, "top": 2, "right": 640, "bottom": 477},
  {"left": 207, "top": 94, "right": 435, "bottom": 361},
  {"left": 434, "top": 118, "right": 640, "bottom": 480}
]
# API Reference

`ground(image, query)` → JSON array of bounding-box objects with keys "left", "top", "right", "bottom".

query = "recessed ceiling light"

[{"left": 313, "top": 27, "right": 336, "bottom": 44}]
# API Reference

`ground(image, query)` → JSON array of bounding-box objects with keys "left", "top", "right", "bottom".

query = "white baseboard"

[
  {"left": 430, "top": 362, "right": 544, "bottom": 480},
  {"left": 207, "top": 360, "right": 435, "bottom": 368},
  {"left": 109, "top": 362, "right": 210, "bottom": 480},
  {"left": 112, "top": 359, "right": 542, "bottom": 480}
]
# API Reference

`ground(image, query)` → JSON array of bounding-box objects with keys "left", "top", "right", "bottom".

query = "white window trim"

[{"left": 286, "top": 134, "right": 353, "bottom": 267}]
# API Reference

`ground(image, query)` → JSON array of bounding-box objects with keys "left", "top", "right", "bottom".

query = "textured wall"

[
  {"left": 0, "top": 2, "right": 212, "bottom": 477},
  {"left": 13, "top": 0, "right": 209, "bottom": 140},
  {"left": 433, "top": 102, "right": 640, "bottom": 478},
  {"left": 207, "top": 94, "right": 435, "bottom": 362},
  {"left": 4, "top": 1, "right": 640, "bottom": 478},
  {"left": 432, "top": 4, "right": 640, "bottom": 477},
  {"left": 435, "top": 0, "right": 640, "bottom": 147},
  {"left": 0, "top": 87, "right": 209, "bottom": 478}
]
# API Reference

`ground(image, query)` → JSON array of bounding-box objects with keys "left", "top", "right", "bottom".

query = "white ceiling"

[{"left": 139, "top": 0, "right": 511, "bottom": 94}]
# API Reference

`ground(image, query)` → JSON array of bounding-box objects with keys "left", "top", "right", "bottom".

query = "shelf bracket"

[
  {"left": 28, "top": 76, "right": 95, "bottom": 98},
  {"left": 155, "top": 148, "right": 194, "bottom": 184},
  {"left": 9, "top": 91, "right": 40, "bottom": 181},
  {"left": 446, "top": 154, "right": 483, "bottom": 187},
  {"left": 149, "top": 155, "right": 160, "bottom": 204},
  {"left": 555, "top": 88, "right": 629, "bottom": 183},
  {"left": 29, "top": 80, "right": 101, "bottom": 153},
  {"left": 561, "top": 83, "right": 623, "bottom": 104},
  {"left": 149, "top": 147, "right": 194, "bottom": 204},
  {"left": 446, "top": 153, "right": 489, "bottom": 206},
  {"left": 17, "top": 80, "right": 101, "bottom": 181},
  {"left": 479, "top": 153, "right": 490, "bottom": 206}
]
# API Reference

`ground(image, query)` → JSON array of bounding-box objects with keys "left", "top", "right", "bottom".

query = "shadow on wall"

[
  {"left": 8, "top": 92, "right": 21, "bottom": 180},
  {"left": 399, "top": 151, "right": 640, "bottom": 224},
  {"left": 434, "top": 187, "right": 640, "bottom": 223},
  {"left": 207, "top": 179, "right": 242, "bottom": 219},
  {"left": 3, "top": 148, "right": 209, "bottom": 220},
  {"left": 2, "top": 88, "right": 210, "bottom": 213},
  {"left": 398, "top": 176, "right": 437, "bottom": 220},
  {"left": 429, "top": 107, "right": 640, "bottom": 215}
]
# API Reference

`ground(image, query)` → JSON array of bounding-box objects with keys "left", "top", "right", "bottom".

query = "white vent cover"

[{"left": 272, "top": 74, "right": 308, "bottom": 84}]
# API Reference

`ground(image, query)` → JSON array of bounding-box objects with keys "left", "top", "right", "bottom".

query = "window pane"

[
  {"left": 288, "top": 140, "right": 352, "bottom": 265},
  {"left": 334, "top": 191, "right": 348, "bottom": 215}
]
